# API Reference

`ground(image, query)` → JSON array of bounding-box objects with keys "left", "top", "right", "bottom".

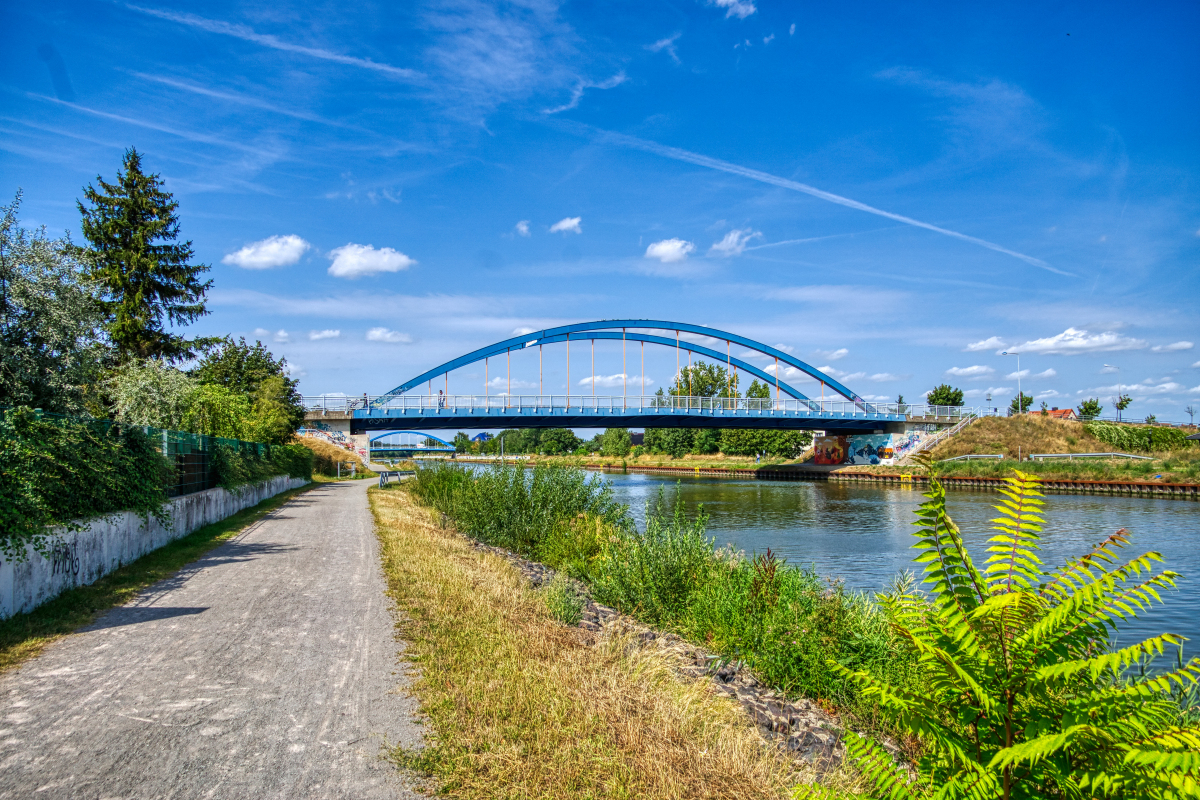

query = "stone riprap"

[{"left": 0, "top": 475, "right": 309, "bottom": 620}]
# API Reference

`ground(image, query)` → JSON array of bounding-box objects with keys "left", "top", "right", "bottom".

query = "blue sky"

[{"left": 3, "top": 1, "right": 1199, "bottom": 420}]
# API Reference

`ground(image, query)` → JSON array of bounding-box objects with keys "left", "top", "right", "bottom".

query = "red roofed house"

[{"left": 1040, "top": 407, "right": 1078, "bottom": 421}]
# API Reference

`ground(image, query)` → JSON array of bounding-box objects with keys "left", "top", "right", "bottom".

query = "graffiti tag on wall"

[{"left": 50, "top": 540, "right": 81, "bottom": 578}]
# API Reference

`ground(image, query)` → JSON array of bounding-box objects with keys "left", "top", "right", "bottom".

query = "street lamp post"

[
  {"left": 1002, "top": 351, "right": 1021, "bottom": 415},
  {"left": 1104, "top": 364, "right": 1120, "bottom": 421}
]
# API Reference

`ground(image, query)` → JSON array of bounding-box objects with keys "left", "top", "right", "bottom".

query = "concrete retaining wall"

[{"left": 0, "top": 475, "right": 309, "bottom": 620}]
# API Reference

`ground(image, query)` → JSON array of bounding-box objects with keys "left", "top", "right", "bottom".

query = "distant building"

[
  {"left": 629, "top": 431, "right": 644, "bottom": 445},
  {"left": 471, "top": 432, "right": 493, "bottom": 442},
  {"left": 1038, "top": 408, "right": 1078, "bottom": 421}
]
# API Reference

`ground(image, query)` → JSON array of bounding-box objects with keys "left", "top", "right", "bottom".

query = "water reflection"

[{"left": 603, "top": 471, "right": 1200, "bottom": 663}]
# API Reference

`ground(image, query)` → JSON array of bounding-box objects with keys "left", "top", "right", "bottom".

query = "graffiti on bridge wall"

[{"left": 814, "top": 434, "right": 896, "bottom": 466}]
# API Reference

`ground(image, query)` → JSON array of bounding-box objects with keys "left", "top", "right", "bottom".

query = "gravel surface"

[{"left": 0, "top": 480, "right": 424, "bottom": 799}]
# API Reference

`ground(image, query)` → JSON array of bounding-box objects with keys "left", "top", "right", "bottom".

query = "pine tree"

[{"left": 78, "top": 148, "right": 213, "bottom": 361}]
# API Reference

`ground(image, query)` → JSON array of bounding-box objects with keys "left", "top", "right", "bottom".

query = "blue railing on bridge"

[{"left": 304, "top": 395, "right": 994, "bottom": 422}]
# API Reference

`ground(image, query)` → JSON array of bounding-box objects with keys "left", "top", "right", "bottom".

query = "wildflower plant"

[{"left": 802, "top": 468, "right": 1200, "bottom": 799}]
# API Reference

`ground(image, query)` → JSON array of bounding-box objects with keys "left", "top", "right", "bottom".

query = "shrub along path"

[{"left": 0, "top": 481, "right": 423, "bottom": 799}]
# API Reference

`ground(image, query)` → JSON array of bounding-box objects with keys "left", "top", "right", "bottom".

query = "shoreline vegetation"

[{"left": 392, "top": 461, "right": 1200, "bottom": 797}]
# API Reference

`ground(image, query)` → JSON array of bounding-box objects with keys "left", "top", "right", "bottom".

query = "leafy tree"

[
  {"left": 1115, "top": 393, "right": 1133, "bottom": 421},
  {"left": 927, "top": 384, "right": 965, "bottom": 407},
  {"left": 452, "top": 431, "right": 471, "bottom": 453},
  {"left": 644, "top": 428, "right": 694, "bottom": 458},
  {"left": 247, "top": 376, "right": 301, "bottom": 444},
  {"left": 718, "top": 428, "right": 811, "bottom": 458},
  {"left": 745, "top": 379, "right": 771, "bottom": 399},
  {"left": 692, "top": 429, "right": 719, "bottom": 454},
  {"left": 78, "top": 148, "right": 214, "bottom": 361},
  {"left": 192, "top": 337, "right": 305, "bottom": 435},
  {"left": 0, "top": 192, "right": 107, "bottom": 414},
  {"left": 669, "top": 360, "right": 738, "bottom": 398},
  {"left": 1077, "top": 398, "right": 1103, "bottom": 421},
  {"left": 540, "top": 428, "right": 581, "bottom": 455},
  {"left": 601, "top": 427, "right": 632, "bottom": 457},
  {"left": 806, "top": 470, "right": 1200, "bottom": 800},
  {"left": 1010, "top": 392, "right": 1033, "bottom": 414},
  {"left": 181, "top": 384, "right": 250, "bottom": 439},
  {"left": 105, "top": 358, "right": 196, "bottom": 429}
]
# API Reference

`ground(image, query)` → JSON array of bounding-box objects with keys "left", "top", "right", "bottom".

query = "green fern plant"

[{"left": 798, "top": 469, "right": 1200, "bottom": 799}]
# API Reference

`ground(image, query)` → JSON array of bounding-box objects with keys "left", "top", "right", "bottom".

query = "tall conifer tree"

[{"left": 78, "top": 148, "right": 213, "bottom": 361}]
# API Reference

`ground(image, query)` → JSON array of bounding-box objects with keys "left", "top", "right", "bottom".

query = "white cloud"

[
  {"left": 511, "top": 326, "right": 537, "bottom": 335},
  {"left": 965, "top": 336, "right": 1006, "bottom": 352},
  {"left": 1152, "top": 341, "right": 1194, "bottom": 353},
  {"left": 309, "top": 329, "right": 340, "bottom": 340},
  {"left": 708, "top": 228, "right": 762, "bottom": 257},
  {"left": 814, "top": 347, "right": 848, "bottom": 361},
  {"left": 1033, "top": 368, "right": 1057, "bottom": 379},
  {"left": 1006, "top": 370, "right": 1030, "bottom": 380},
  {"left": 815, "top": 365, "right": 865, "bottom": 382},
  {"left": 273, "top": 329, "right": 290, "bottom": 343},
  {"left": 789, "top": 23, "right": 796, "bottom": 35},
  {"left": 1193, "top": 361, "right": 1200, "bottom": 368},
  {"left": 1101, "top": 364, "right": 1120, "bottom": 374},
  {"left": 1080, "top": 380, "right": 1186, "bottom": 397},
  {"left": 1035, "top": 390, "right": 1066, "bottom": 399},
  {"left": 645, "top": 32, "right": 681, "bottom": 64},
  {"left": 222, "top": 234, "right": 311, "bottom": 269},
  {"left": 868, "top": 372, "right": 907, "bottom": 382},
  {"left": 860, "top": 393, "right": 893, "bottom": 402},
  {"left": 327, "top": 244, "right": 416, "bottom": 278},
  {"left": 712, "top": 0, "right": 757, "bottom": 19},
  {"left": 645, "top": 238, "right": 695, "bottom": 263},
  {"left": 283, "top": 362, "right": 305, "bottom": 378},
  {"left": 543, "top": 72, "right": 627, "bottom": 114},
  {"left": 578, "top": 373, "right": 649, "bottom": 388},
  {"left": 1011, "top": 327, "right": 1147, "bottom": 355},
  {"left": 515, "top": 220, "right": 530, "bottom": 237},
  {"left": 549, "top": 217, "right": 582, "bottom": 234},
  {"left": 773, "top": 343, "right": 796, "bottom": 355},
  {"left": 762, "top": 34, "right": 775, "bottom": 45},
  {"left": 946, "top": 365, "right": 994, "bottom": 378},
  {"left": 487, "top": 377, "right": 537, "bottom": 390},
  {"left": 366, "top": 327, "right": 413, "bottom": 344}
]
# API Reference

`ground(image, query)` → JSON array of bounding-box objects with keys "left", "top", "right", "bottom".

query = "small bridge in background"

[
  {"left": 303, "top": 320, "right": 988, "bottom": 436},
  {"left": 369, "top": 430, "right": 455, "bottom": 458}
]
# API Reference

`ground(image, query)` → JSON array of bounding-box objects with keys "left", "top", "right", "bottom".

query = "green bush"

[
  {"left": 1085, "top": 420, "right": 1193, "bottom": 452},
  {"left": 540, "top": 572, "right": 587, "bottom": 626},
  {"left": 593, "top": 491, "right": 715, "bottom": 626},
  {"left": 0, "top": 407, "right": 172, "bottom": 559},
  {"left": 410, "top": 463, "right": 627, "bottom": 557},
  {"left": 212, "top": 441, "right": 312, "bottom": 489}
]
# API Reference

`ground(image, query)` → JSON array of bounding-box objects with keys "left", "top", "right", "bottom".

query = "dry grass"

[
  {"left": 296, "top": 436, "right": 375, "bottom": 479},
  {"left": 930, "top": 415, "right": 1109, "bottom": 461},
  {"left": 369, "top": 485, "right": 798, "bottom": 800}
]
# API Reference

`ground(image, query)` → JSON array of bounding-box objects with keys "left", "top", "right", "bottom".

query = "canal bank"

[{"left": 571, "top": 460, "right": 1200, "bottom": 499}]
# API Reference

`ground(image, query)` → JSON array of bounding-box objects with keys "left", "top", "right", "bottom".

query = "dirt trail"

[{"left": 0, "top": 481, "right": 423, "bottom": 799}]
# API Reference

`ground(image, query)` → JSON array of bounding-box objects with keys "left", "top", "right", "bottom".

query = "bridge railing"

[{"left": 303, "top": 395, "right": 996, "bottom": 420}]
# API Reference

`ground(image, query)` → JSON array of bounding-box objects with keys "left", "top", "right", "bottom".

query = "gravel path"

[{"left": 0, "top": 480, "right": 423, "bottom": 799}]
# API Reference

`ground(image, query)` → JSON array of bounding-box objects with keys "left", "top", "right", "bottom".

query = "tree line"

[{"left": 1, "top": 148, "right": 304, "bottom": 443}]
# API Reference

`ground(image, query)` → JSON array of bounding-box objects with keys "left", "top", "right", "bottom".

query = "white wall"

[{"left": 0, "top": 475, "right": 309, "bottom": 620}]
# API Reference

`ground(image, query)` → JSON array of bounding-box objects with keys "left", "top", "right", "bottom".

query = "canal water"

[{"left": 600, "top": 471, "right": 1200, "bottom": 665}]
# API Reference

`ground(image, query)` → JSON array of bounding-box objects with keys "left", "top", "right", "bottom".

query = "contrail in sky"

[
  {"left": 593, "top": 129, "right": 1072, "bottom": 276},
  {"left": 125, "top": 5, "right": 423, "bottom": 81}
]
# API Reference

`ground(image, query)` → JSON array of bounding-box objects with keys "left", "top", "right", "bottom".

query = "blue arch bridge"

[
  {"left": 303, "top": 320, "right": 984, "bottom": 435},
  {"left": 369, "top": 431, "right": 455, "bottom": 458}
]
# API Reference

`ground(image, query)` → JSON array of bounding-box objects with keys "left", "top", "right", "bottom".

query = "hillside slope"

[{"left": 929, "top": 416, "right": 1111, "bottom": 460}]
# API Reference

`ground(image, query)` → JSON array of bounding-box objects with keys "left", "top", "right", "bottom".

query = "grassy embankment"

[
  {"left": 840, "top": 416, "right": 1200, "bottom": 483},
  {"left": 296, "top": 436, "right": 379, "bottom": 481},
  {"left": 0, "top": 482, "right": 314, "bottom": 673},
  {"left": 370, "top": 482, "right": 802, "bottom": 800},
  {"left": 401, "top": 464, "right": 920, "bottom": 734},
  {"left": 532, "top": 453, "right": 811, "bottom": 470}
]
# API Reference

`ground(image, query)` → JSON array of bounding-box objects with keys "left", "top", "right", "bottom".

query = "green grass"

[
  {"left": 933, "top": 452, "right": 1200, "bottom": 483},
  {"left": 410, "top": 463, "right": 920, "bottom": 732},
  {"left": 0, "top": 482, "right": 314, "bottom": 673}
]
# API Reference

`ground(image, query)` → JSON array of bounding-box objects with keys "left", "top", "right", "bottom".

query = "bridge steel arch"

[
  {"left": 382, "top": 319, "right": 870, "bottom": 409},
  {"left": 368, "top": 430, "right": 454, "bottom": 447}
]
